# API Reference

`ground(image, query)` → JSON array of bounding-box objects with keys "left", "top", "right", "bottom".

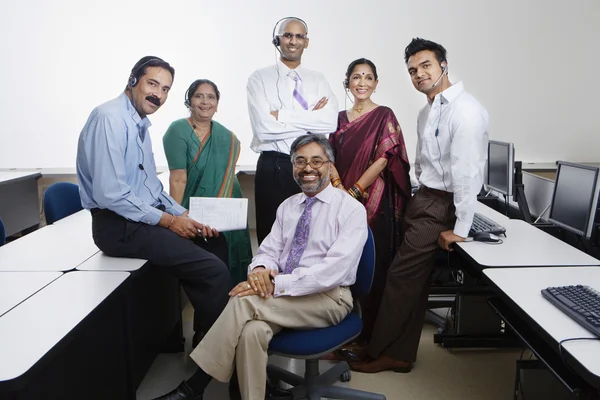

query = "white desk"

[
  {"left": 0, "top": 272, "right": 62, "bottom": 316},
  {"left": 457, "top": 209, "right": 600, "bottom": 268},
  {"left": 0, "top": 271, "right": 129, "bottom": 383},
  {"left": 76, "top": 252, "right": 147, "bottom": 272},
  {"left": 52, "top": 208, "right": 91, "bottom": 227},
  {"left": 0, "top": 223, "right": 98, "bottom": 271},
  {"left": 0, "top": 171, "right": 41, "bottom": 237},
  {"left": 485, "top": 267, "right": 600, "bottom": 383}
]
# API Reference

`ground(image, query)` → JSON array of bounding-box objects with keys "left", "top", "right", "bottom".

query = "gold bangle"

[
  {"left": 332, "top": 178, "right": 342, "bottom": 187},
  {"left": 354, "top": 182, "right": 365, "bottom": 194},
  {"left": 167, "top": 214, "right": 175, "bottom": 229}
]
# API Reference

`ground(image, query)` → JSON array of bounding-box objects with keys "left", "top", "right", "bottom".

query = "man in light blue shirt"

[{"left": 76, "top": 56, "right": 231, "bottom": 346}]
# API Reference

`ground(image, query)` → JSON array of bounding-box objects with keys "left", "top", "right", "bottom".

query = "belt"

[
  {"left": 91, "top": 204, "right": 165, "bottom": 216},
  {"left": 421, "top": 185, "right": 453, "bottom": 197},
  {"left": 261, "top": 151, "right": 290, "bottom": 158}
]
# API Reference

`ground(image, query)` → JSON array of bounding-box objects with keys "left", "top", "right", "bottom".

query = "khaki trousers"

[{"left": 190, "top": 286, "right": 353, "bottom": 400}]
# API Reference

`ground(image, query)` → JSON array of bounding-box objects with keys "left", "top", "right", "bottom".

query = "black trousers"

[
  {"left": 91, "top": 209, "right": 232, "bottom": 335},
  {"left": 254, "top": 151, "right": 301, "bottom": 244}
]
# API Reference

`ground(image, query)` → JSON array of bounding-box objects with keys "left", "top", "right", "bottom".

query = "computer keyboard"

[
  {"left": 469, "top": 213, "right": 507, "bottom": 236},
  {"left": 541, "top": 285, "right": 600, "bottom": 337}
]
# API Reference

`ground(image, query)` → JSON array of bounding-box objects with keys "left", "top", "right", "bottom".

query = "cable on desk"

[{"left": 558, "top": 337, "right": 600, "bottom": 373}]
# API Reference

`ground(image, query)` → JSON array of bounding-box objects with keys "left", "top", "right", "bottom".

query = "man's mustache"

[{"left": 146, "top": 95, "right": 160, "bottom": 106}]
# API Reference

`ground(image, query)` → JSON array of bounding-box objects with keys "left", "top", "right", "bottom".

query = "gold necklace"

[{"left": 353, "top": 105, "right": 363, "bottom": 113}]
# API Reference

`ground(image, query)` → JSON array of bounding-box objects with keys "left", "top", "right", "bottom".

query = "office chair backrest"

[
  {"left": 43, "top": 182, "right": 83, "bottom": 225},
  {"left": 351, "top": 228, "right": 375, "bottom": 299},
  {"left": 0, "top": 217, "right": 5, "bottom": 246}
]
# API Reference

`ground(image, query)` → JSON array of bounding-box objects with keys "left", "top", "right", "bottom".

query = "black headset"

[
  {"left": 128, "top": 57, "right": 164, "bottom": 88},
  {"left": 271, "top": 17, "right": 308, "bottom": 47}
]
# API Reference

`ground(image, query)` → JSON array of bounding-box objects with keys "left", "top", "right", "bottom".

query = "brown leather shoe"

[{"left": 349, "top": 355, "right": 412, "bottom": 374}]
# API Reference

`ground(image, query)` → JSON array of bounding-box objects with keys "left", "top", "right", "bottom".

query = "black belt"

[
  {"left": 261, "top": 151, "right": 290, "bottom": 158},
  {"left": 91, "top": 204, "right": 165, "bottom": 216}
]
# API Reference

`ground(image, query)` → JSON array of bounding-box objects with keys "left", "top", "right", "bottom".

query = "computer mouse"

[{"left": 472, "top": 232, "right": 501, "bottom": 243}]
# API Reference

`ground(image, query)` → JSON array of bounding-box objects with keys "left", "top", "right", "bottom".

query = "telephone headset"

[
  {"left": 270, "top": 17, "right": 308, "bottom": 158},
  {"left": 128, "top": 56, "right": 166, "bottom": 206},
  {"left": 433, "top": 61, "right": 449, "bottom": 191}
]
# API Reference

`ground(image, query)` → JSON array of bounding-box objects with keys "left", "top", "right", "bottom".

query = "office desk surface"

[
  {"left": 0, "top": 171, "right": 41, "bottom": 185},
  {"left": 457, "top": 219, "right": 600, "bottom": 268},
  {"left": 0, "top": 271, "right": 129, "bottom": 383},
  {"left": 485, "top": 267, "right": 600, "bottom": 381},
  {"left": 0, "top": 272, "right": 62, "bottom": 317},
  {"left": 76, "top": 252, "right": 147, "bottom": 272},
  {"left": 0, "top": 224, "right": 98, "bottom": 271},
  {"left": 52, "top": 209, "right": 91, "bottom": 227}
]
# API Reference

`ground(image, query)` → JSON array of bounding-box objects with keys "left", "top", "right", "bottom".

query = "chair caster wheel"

[{"left": 340, "top": 370, "right": 351, "bottom": 382}]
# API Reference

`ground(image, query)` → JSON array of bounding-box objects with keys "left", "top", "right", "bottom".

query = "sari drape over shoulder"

[
  {"left": 163, "top": 119, "right": 253, "bottom": 284},
  {"left": 330, "top": 106, "right": 411, "bottom": 224}
]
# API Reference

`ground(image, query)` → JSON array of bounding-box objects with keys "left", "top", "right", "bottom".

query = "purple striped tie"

[
  {"left": 284, "top": 196, "right": 317, "bottom": 274},
  {"left": 290, "top": 71, "right": 309, "bottom": 110}
]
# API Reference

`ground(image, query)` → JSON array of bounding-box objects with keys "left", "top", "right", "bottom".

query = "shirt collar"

[
  {"left": 120, "top": 92, "right": 152, "bottom": 132},
  {"left": 276, "top": 57, "right": 303, "bottom": 79},
  {"left": 436, "top": 81, "right": 465, "bottom": 105},
  {"left": 297, "top": 183, "right": 335, "bottom": 206}
]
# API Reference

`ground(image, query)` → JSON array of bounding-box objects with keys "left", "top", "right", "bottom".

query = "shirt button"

[{"left": 280, "top": 290, "right": 285, "bottom": 294}]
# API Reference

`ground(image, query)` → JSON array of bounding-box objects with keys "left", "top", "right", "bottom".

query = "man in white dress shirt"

[
  {"left": 153, "top": 135, "right": 367, "bottom": 400},
  {"left": 351, "top": 37, "right": 489, "bottom": 373},
  {"left": 247, "top": 17, "right": 338, "bottom": 244}
]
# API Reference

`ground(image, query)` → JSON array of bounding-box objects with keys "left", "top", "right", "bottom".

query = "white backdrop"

[{"left": 0, "top": 0, "right": 598, "bottom": 169}]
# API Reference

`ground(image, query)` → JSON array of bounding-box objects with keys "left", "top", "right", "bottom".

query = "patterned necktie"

[
  {"left": 284, "top": 196, "right": 318, "bottom": 274},
  {"left": 290, "top": 71, "right": 309, "bottom": 110}
]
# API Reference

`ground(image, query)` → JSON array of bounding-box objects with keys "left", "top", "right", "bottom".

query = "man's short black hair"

[{"left": 404, "top": 38, "right": 447, "bottom": 65}]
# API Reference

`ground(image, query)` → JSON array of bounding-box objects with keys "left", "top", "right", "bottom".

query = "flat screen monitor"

[
  {"left": 487, "top": 140, "right": 514, "bottom": 196},
  {"left": 548, "top": 161, "right": 600, "bottom": 238}
]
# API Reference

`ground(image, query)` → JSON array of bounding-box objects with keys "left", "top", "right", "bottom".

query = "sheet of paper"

[{"left": 188, "top": 197, "right": 248, "bottom": 232}]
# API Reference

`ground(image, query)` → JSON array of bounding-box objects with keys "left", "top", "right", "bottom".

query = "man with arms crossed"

[
  {"left": 153, "top": 135, "right": 367, "bottom": 400},
  {"left": 351, "top": 38, "right": 489, "bottom": 373},
  {"left": 248, "top": 17, "right": 339, "bottom": 244},
  {"left": 76, "top": 56, "right": 230, "bottom": 349}
]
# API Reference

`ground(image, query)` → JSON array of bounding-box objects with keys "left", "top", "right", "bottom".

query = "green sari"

[{"left": 163, "top": 118, "right": 253, "bottom": 283}]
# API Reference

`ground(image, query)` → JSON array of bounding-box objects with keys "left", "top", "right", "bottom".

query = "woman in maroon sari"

[{"left": 329, "top": 58, "right": 411, "bottom": 352}]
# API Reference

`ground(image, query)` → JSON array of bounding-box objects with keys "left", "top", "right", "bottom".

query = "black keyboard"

[
  {"left": 469, "top": 213, "right": 506, "bottom": 236},
  {"left": 541, "top": 285, "right": 600, "bottom": 337}
]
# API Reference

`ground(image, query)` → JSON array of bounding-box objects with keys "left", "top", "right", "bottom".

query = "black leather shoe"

[{"left": 151, "top": 381, "right": 202, "bottom": 400}]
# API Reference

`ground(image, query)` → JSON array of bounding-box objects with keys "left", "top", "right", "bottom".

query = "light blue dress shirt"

[{"left": 76, "top": 92, "right": 186, "bottom": 225}]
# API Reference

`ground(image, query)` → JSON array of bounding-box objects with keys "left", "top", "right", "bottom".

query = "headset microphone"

[
  {"left": 431, "top": 66, "right": 447, "bottom": 88},
  {"left": 138, "top": 164, "right": 144, "bottom": 170}
]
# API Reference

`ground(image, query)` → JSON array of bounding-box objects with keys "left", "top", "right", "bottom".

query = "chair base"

[{"left": 267, "top": 359, "right": 386, "bottom": 400}]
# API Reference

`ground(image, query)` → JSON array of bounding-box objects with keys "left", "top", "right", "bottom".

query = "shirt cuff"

[
  {"left": 453, "top": 219, "right": 471, "bottom": 238},
  {"left": 247, "top": 259, "right": 278, "bottom": 275},
  {"left": 140, "top": 207, "right": 163, "bottom": 226},
  {"left": 273, "top": 274, "right": 293, "bottom": 297},
  {"left": 168, "top": 203, "right": 187, "bottom": 216},
  {"left": 277, "top": 109, "right": 293, "bottom": 124}
]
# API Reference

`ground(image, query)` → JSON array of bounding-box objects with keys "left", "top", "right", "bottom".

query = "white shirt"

[
  {"left": 247, "top": 58, "right": 339, "bottom": 154},
  {"left": 415, "top": 81, "right": 489, "bottom": 237},
  {"left": 248, "top": 184, "right": 368, "bottom": 297}
]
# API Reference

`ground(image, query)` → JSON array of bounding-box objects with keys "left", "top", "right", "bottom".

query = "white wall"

[{"left": 0, "top": 0, "right": 598, "bottom": 169}]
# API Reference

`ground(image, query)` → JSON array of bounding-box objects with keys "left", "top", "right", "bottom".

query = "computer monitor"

[
  {"left": 487, "top": 140, "right": 515, "bottom": 197},
  {"left": 548, "top": 161, "right": 600, "bottom": 238}
]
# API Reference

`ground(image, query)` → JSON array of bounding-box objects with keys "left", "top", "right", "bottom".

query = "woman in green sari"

[{"left": 163, "top": 79, "right": 253, "bottom": 284}]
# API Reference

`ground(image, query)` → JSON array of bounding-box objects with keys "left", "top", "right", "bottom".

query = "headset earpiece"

[
  {"left": 343, "top": 79, "right": 348, "bottom": 89},
  {"left": 128, "top": 75, "right": 138, "bottom": 88},
  {"left": 272, "top": 36, "right": 280, "bottom": 47}
]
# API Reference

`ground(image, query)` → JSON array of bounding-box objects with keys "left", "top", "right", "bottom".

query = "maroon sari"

[{"left": 330, "top": 106, "right": 411, "bottom": 342}]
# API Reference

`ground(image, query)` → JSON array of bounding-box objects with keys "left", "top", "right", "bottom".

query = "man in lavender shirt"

[{"left": 153, "top": 135, "right": 368, "bottom": 400}]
